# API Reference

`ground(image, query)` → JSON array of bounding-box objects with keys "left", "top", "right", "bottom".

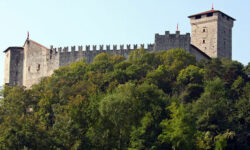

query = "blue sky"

[{"left": 0, "top": 0, "right": 249, "bottom": 86}]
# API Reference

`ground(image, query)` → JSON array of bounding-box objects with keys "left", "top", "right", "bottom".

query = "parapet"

[
  {"left": 48, "top": 43, "right": 154, "bottom": 64},
  {"left": 155, "top": 31, "right": 190, "bottom": 39}
]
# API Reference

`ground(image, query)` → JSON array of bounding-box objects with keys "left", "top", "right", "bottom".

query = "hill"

[{"left": 0, "top": 48, "right": 249, "bottom": 150}]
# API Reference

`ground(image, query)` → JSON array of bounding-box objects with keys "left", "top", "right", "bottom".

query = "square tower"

[{"left": 188, "top": 9, "right": 235, "bottom": 59}]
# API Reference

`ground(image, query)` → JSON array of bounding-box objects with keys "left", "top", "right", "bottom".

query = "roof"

[
  {"left": 188, "top": 9, "right": 236, "bottom": 21},
  {"left": 25, "top": 39, "right": 49, "bottom": 49},
  {"left": 190, "top": 44, "right": 211, "bottom": 60},
  {"left": 3, "top": 47, "right": 23, "bottom": 53}
]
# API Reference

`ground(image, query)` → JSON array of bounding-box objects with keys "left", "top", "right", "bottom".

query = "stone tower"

[
  {"left": 189, "top": 9, "right": 235, "bottom": 59},
  {"left": 3, "top": 47, "right": 24, "bottom": 86}
]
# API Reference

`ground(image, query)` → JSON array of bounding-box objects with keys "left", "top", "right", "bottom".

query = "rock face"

[{"left": 3, "top": 9, "right": 235, "bottom": 88}]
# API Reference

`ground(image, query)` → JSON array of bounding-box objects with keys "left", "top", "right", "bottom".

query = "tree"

[
  {"left": 192, "top": 78, "right": 230, "bottom": 133},
  {"left": 0, "top": 50, "right": 249, "bottom": 149},
  {"left": 0, "top": 87, "right": 52, "bottom": 149},
  {"left": 177, "top": 65, "right": 205, "bottom": 86},
  {"left": 158, "top": 103, "right": 197, "bottom": 150},
  {"left": 156, "top": 49, "right": 196, "bottom": 75}
]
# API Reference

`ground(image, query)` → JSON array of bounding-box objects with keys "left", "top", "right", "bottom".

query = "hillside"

[{"left": 0, "top": 48, "right": 249, "bottom": 150}]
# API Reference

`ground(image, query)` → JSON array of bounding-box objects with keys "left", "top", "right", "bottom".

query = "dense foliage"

[{"left": 0, "top": 48, "right": 249, "bottom": 150}]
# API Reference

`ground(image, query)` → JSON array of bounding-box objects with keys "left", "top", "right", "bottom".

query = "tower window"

[
  {"left": 203, "top": 28, "right": 206, "bottom": 32},
  {"left": 195, "top": 15, "right": 201, "bottom": 19},
  {"left": 28, "top": 66, "right": 31, "bottom": 72},
  {"left": 203, "top": 40, "right": 206, "bottom": 44},
  {"left": 207, "top": 13, "right": 213, "bottom": 17}
]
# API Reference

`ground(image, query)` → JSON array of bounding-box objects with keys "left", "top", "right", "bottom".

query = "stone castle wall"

[
  {"left": 55, "top": 44, "right": 154, "bottom": 66},
  {"left": 4, "top": 31, "right": 207, "bottom": 88},
  {"left": 154, "top": 31, "right": 191, "bottom": 52},
  {"left": 23, "top": 41, "right": 50, "bottom": 88},
  {"left": 4, "top": 9, "right": 235, "bottom": 88}
]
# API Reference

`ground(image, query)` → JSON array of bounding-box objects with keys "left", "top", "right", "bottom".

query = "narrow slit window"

[
  {"left": 37, "top": 64, "right": 40, "bottom": 71},
  {"left": 203, "top": 40, "right": 206, "bottom": 44},
  {"left": 28, "top": 66, "right": 31, "bottom": 72}
]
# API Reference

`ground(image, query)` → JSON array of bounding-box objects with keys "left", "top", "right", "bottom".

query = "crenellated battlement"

[
  {"left": 52, "top": 43, "right": 154, "bottom": 53},
  {"left": 155, "top": 31, "right": 190, "bottom": 40},
  {"left": 47, "top": 43, "right": 154, "bottom": 66},
  {"left": 45, "top": 31, "right": 187, "bottom": 66},
  {"left": 154, "top": 31, "right": 191, "bottom": 52}
]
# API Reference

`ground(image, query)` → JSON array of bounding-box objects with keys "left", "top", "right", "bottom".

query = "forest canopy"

[{"left": 0, "top": 48, "right": 249, "bottom": 150}]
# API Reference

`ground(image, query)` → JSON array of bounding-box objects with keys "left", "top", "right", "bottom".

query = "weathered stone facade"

[
  {"left": 154, "top": 31, "right": 191, "bottom": 53},
  {"left": 4, "top": 47, "right": 24, "bottom": 86},
  {"left": 3, "top": 9, "right": 235, "bottom": 88}
]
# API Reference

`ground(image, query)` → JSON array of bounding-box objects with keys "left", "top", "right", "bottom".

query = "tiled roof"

[
  {"left": 188, "top": 9, "right": 236, "bottom": 21},
  {"left": 29, "top": 40, "right": 49, "bottom": 49}
]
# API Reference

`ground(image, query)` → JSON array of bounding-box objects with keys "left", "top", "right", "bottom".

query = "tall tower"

[{"left": 188, "top": 8, "right": 235, "bottom": 59}]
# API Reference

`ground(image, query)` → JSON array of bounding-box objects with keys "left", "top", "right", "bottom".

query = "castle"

[{"left": 3, "top": 9, "right": 235, "bottom": 88}]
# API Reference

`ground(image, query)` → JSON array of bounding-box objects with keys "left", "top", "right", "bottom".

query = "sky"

[{"left": 0, "top": 0, "right": 249, "bottom": 86}]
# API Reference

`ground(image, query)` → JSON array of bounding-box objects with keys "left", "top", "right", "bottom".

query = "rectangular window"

[
  {"left": 207, "top": 13, "right": 213, "bottom": 17},
  {"left": 28, "top": 66, "right": 31, "bottom": 72},
  {"left": 203, "top": 40, "right": 206, "bottom": 44},
  {"left": 195, "top": 15, "right": 201, "bottom": 19}
]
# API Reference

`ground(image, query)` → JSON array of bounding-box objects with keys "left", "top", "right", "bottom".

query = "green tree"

[
  {"left": 158, "top": 103, "right": 197, "bottom": 150},
  {"left": 156, "top": 48, "right": 196, "bottom": 75},
  {"left": 192, "top": 78, "right": 231, "bottom": 133},
  {"left": 177, "top": 65, "right": 205, "bottom": 86}
]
